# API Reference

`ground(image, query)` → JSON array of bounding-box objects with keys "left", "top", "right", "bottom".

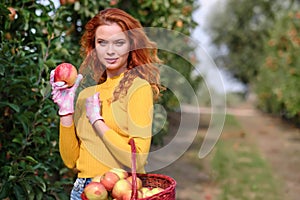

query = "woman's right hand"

[
  {"left": 50, "top": 70, "right": 83, "bottom": 116},
  {"left": 85, "top": 92, "right": 104, "bottom": 125}
]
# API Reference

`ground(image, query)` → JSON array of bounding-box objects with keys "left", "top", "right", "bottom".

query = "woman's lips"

[{"left": 105, "top": 58, "right": 118, "bottom": 64}]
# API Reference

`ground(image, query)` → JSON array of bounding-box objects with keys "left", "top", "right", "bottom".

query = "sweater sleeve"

[
  {"left": 59, "top": 123, "right": 80, "bottom": 169},
  {"left": 102, "top": 82, "right": 153, "bottom": 171}
]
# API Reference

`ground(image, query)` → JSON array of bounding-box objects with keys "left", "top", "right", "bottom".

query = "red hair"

[{"left": 80, "top": 8, "right": 162, "bottom": 101}]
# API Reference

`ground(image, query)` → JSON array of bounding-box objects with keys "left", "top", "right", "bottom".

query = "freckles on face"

[{"left": 95, "top": 23, "right": 130, "bottom": 76}]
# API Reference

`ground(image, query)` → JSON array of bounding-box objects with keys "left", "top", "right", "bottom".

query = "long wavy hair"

[{"left": 80, "top": 8, "right": 162, "bottom": 101}]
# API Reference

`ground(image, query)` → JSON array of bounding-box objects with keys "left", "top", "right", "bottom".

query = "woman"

[{"left": 50, "top": 8, "right": 162, "bottom": 199}]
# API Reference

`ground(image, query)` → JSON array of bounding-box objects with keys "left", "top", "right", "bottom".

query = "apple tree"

[
  {"left": 204, "top": 0, "right": 281, "bottom": 84},
  {"left": 255, "top": 9, "right": 300, "bottom": 124},
  {"left": 0, "top": 0, "right": 199, "bottom": 198},
  {"left": 204, "top": 0, "right": 300, "bottom": 124},
  {"left": 0, "top": 1, "right": 79, "bottom": 199}
]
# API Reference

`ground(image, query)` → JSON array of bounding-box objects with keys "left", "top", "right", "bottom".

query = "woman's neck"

[{"left": 106, "top": 68, "right": 127, "bottom": 78}]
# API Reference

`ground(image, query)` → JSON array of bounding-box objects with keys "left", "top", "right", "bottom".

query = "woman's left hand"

[{"left": 85, "top": 92, "right": 104, "bottom": 125}]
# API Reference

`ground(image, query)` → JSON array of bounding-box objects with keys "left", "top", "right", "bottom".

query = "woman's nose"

[{"left": 106, "top": 44, "right": 115, "bottom": 56}]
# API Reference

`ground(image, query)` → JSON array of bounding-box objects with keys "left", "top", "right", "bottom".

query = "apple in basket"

[
  {"left": 151, "top": 187, "right": 164, "bottom": 195},
  {"left": 83, "top": 182, "right": 108, "bottom": 200},
  {"left": 100, "top": 171, "right": 120, "bottom": 191},
  {"left": 126, "top": 176, "right": 143, "bottom": 190},
  {"left": 54, "top": 63, "right": 78, "bottom": 87},
  {"left": 92, "top": 175, "right": 102, "bottom": 183},
  {"left": 110, "top": 168, "right": 129, "bottom": 179},
  {"left": 112, "top": 179, "right": 132, "bottom": 199},
  {"left": 143, "top": 187, "right": 164, "bottom": 198},
  {"left": 140, "top": 187, "right": 151, "bottom": 197},
  {"left": 122, "top": 190, "right": 143, "bottom": 200}
]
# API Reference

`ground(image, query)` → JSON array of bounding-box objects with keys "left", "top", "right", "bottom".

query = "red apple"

[
  {"left": 8, "top": 7, "right": 16, "bottom": 21},
  {"left": 92, "top": 175, "right": 102, "bottom": 183},
  {"left": 122, "top": 190, "right": 143, "bottom": 200},
  {"left": 126, "top": 176, "right": 143, "bottom": 190},
  {"left": 54, "top": 63, "right": 77, "bottom": 87},
  {"left": 83, "top": 182, "right": 108, "bottom": 200},
  {"left": 109, "top": 168, "right": 129, "bottom": 179},
  {"left": 110, "top": 0, "right": 118, "bottom": 6},
  {"left": 100, "top": 171, "right": 120, "bottom": 191},
  {"left": 112, "top": 179, "right": 132, "bottom": 199},
  {"left": 60, "top": 0, "right": 77, "bottom": 5}
]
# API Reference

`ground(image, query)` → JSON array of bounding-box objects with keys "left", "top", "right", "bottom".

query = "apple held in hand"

[
  {"left": 54, "top": 63, "right": 78, "bottom": 87},
  {"left": 100, "top": 171, "right": 120, "bottom": 191},
  {"left": 83, "top": 182, "right": 108, "bottom": 200}
]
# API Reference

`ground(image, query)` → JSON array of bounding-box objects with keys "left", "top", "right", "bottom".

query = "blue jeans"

[{"left": 70, "top": 178, "right": 92, "bottom": 200}]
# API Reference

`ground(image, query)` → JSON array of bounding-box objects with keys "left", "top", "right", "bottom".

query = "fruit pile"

[{"left": 83, "top": 168, "right": 164, "bottom": 200}]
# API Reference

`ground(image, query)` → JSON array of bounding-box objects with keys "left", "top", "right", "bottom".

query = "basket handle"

[{"left": 129, "top": 138, "right": 138, "bottom": 200}]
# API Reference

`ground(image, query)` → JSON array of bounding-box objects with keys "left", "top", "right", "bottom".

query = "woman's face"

[{"left": 95, "top": 23, "right": 130, "bottom": 77}]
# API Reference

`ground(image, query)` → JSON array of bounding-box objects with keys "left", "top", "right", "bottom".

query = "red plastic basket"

[
  {"left": 81, "top": 138, "right": 176, "bottom": 200},
  {"left": 128, "top": 138, "right": 176, "bottom": 200}
]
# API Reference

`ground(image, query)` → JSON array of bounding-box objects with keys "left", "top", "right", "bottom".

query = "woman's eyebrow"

[
  {"left": 114, "top": 39, "right": 126, "bottom": 41},
  {"left": 96, "top": 37, "right": 105, "bottom": 41},
  {"left": 96, "top": 37, "right": 126, "bottom": 41}
]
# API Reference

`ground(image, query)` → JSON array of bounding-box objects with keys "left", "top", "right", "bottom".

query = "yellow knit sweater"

[{"left": 59, "top": 73, "right": 153, "bottom": 178}]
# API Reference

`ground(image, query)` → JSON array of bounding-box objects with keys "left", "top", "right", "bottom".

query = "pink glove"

[
  {"left": 85, "top": 92, "right": 104, "bottom": 125},
  {"left": 50, "top": 70, "right": 83, "bottom": 116}
]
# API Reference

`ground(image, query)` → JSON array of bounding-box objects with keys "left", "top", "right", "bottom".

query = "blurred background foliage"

[
  {"left": 204, "top": 0, "right": 300, "bottom": 125},
  {"left": 0, "top": 0, "right": 199, "bottom": 198}
]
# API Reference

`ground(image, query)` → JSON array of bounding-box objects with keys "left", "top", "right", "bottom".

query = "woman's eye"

[
  {"left": 115, "top": 40, "right": 125, "bottom": 46},
  {"left": 98, "top": 40, "right": 108, "bottom": 46}
]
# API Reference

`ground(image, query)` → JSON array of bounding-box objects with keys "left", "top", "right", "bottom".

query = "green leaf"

[
  {"left": 20, "top": 181, "right": 34, "bottom": 200},
  {"left": 41, "top": 83, "right": 52, "bottom": 99},
  {"left": 74, "top": 1, "right": 80, "bottom": 11},
  {"left": 13, "top": 183, "right": 27, "bottom": 199},
  {"left": 34, "top": 175, "right": 47, "bottom": 192},
  {"left": 34, "top": 187, "right": 43, "bottom": 200},
  {"left": 12, "top": 137, "right": 23, "bottom": 145},
  {"left": 25, "top": 156, "right": 38, "bottom": 164},
  {"left": 15, "top": 115, "right": 30, "bottom": 135},
  {"left": 0, "top": 102, "right": 20, "bottom": 113},
  {"left": 0, "top": 181, "right": 10, "bottom": 199}
]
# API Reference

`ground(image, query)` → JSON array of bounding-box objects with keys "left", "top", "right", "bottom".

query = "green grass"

[{"left": 211, "top": 114, "right": 284, "bottom": 200}]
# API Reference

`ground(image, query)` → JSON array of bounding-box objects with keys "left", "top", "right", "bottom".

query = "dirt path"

[
  {"left": 152, "top": 99, "right": 300, "bottom": 200},
  {"left": 151, "top": 110, "right": 219, "bottom": 200},
  {"left": 235, "top": 101, "right": 300, "bottom": 200}
]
